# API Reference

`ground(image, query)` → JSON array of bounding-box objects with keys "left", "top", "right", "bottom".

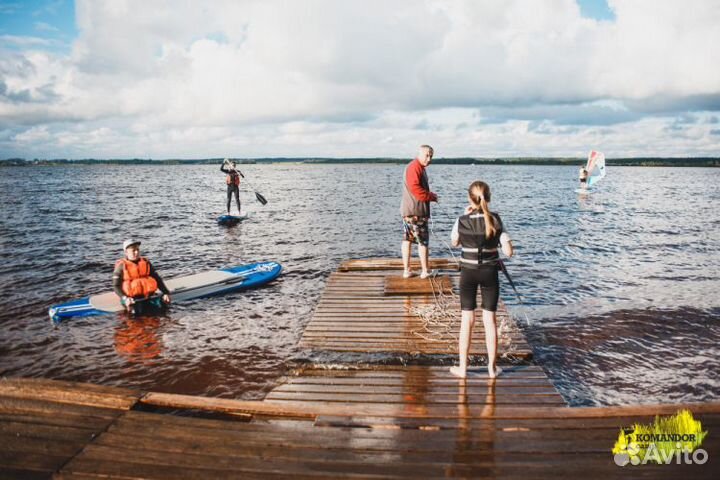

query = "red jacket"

[
  {"left": 405, "top": 159, "right": 437, "bottom": 202},
  {"left": 400, "top": 159, "right": 436, "bottom": 217}
]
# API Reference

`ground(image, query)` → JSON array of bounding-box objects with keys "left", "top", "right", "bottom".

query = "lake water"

[{"left": 0, "top": 163, "right": 718, "bottom": 406}]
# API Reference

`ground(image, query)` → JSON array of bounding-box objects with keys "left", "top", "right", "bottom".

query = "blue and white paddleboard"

[
  {"left": 217, "top": 213, "right": 248, "bottom": 225},
  {"left": 48, "top": 261, "right": 282, "bottom": 324}
]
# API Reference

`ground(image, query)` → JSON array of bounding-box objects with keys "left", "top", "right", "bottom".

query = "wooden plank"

[
  {"left": 264, "top": 392, "right": 566, "bottom": 405},
  {"left": 0, "top": 396, "right": 124, "bottom": 418},
  {"left": 0, "top": 378, "right": 140, "bottom": 410},
  {"left": 0, "top": 468, "right": 51, "bottom": 480},
  {"left": 314, "top": 413, "right": 720, "bottom": 431},
  {"left": 141, "top": 392, "right": 655, "bottom": 419},
  {"left": 0, "top": 432, "right": 89, "bottom": 456},
  {"left": 286, "top": 365, "right": 546, "bottom": 374},
  {"left": 0, "top": 421, "right": 100, "bottom": 442},
  {"left": 0, "top": 450, "right": 70, "bottom": 474},
  {"left": 140, "top": 392, "right": 317, "bottom": 419},
  {"left": 280, "top": 378, "right": 556, "bottom": 388},
  {"left": 272, "top": 384, "right": 561, "bottom": 395},
  {"left": 339, "top": 258, "right": 458, "bottom": 271},
  {"left": 0, "top": 412, "right": 116, "bottom": 430}
]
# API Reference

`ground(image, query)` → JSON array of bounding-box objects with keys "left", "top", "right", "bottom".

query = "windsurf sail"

[{"left": 586, "top": 150, "right": 606, "bottom": 187}]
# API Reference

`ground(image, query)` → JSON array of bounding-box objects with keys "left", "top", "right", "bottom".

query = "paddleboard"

[
  {"left": 48, "top": 261, "right": 282, "bottom": 324},
  {"left": 217, "top": 213, "right": 248, "bottom": 225}
]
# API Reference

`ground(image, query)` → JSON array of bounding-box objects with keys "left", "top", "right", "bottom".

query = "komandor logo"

[{"left": 612, "top": 410, "right": 708, "bottom": 466}]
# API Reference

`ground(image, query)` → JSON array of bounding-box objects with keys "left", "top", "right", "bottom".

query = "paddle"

[
  {"left": 498, "top": 259, "right": 525, "bottom": 305},
  {"left": 223, "top": 160, "right": 268, "bottom": 205}
]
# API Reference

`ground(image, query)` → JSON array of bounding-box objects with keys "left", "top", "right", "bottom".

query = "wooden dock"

[
  {"left": 300, "top": 259, "right": 533, "bottom": 358},
  {"left": 2, "top": 258, "right": 718, "bottom": 478}
]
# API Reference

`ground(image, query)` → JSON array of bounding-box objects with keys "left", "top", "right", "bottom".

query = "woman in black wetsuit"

[{"left": 450, "top": 181, "right": 514, "bottom": 379}]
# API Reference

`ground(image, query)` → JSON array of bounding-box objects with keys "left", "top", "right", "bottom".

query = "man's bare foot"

[
  {"left": 488, "top": 366, "right": 502, "bottom": 379},
  {"left": 450, "top": 366, "right": 466, "bottom": 378}
]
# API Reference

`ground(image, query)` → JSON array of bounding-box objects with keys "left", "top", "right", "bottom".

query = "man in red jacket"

[{"left": 400, "top": 145, "right": 438, "bottom": 279}]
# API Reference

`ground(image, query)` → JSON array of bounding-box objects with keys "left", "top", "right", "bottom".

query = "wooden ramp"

[{"left": 300, "top": 258, "right": 533, "bottom": 359}]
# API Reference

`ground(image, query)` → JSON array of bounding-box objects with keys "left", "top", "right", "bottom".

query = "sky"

[{"left": 0, "top": 0, "right": 719, "bottom": 159}]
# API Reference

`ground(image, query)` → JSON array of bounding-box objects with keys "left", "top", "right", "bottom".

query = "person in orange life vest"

[
  {"left": 220, "top": 158, "right": 244, "bottom": 215},
  {"left": 112, "top": 239, "right": 171, "bottom": 312},
  {"left": 400, "top": 145, "right": 438, "bottom": 279}
]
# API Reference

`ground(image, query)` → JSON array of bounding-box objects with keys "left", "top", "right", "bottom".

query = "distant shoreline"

[{"left": 2, "top": 157, "right": 718, "bottom": 167}]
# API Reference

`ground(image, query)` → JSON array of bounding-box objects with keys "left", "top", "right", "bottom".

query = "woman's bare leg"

[
  {"left": 482, "top": 309, "right": 501, "bottom": 378},
  {"left": 450, "top": 310, "right": 475, "bottom": 378}
]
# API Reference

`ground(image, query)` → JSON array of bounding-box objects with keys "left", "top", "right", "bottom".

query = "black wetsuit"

[{"left": 221, "top": 165, "right": 242, "bottom": 214}]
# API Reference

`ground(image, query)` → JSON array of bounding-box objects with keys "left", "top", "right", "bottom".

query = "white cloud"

[{"left": 1, "top": 0, "right": 719, "bottom": 158}]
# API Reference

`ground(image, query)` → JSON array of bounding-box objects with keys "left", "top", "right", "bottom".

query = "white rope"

[{"left": 405, "top": 266, "right": 517, "bottom": 359}]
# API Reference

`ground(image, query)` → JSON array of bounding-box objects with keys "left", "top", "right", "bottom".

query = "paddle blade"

[{"left": 255, "top": 191, "right": 268, "bottom": 205}]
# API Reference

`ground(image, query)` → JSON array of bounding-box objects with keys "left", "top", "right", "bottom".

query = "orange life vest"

[
  {"left": 116, "top": 257, "right": 158, "bottom": 298},
  {"left": 226, "top": 173, "right": 240, "bottom": 186}
]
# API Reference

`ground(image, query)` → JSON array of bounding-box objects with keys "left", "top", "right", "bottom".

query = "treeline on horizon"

[{"left": 1, "top": 157, "right": 718, "bottom": 167}]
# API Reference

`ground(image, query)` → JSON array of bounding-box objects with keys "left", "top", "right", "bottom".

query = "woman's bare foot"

[
  {"left": 488, "top": 365, "right": 502, "bottom": 379},
  {"left": 450, "top": 366, "right": 466, "bottom": 378}
]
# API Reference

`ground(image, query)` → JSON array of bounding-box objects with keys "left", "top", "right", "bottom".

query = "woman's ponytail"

[{"left": 468, "top": 181, "right": 496, "bottom": 239}]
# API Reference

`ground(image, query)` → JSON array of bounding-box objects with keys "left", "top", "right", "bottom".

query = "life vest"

[
  {"left": 226, "top": 172, "right": 240, "bottom": 186},
  {"left": 457, "top": 212, "right": 503, "bottom": 268},
  {"left": 116, "top": 257, "right": 158, "bottom": 298}
]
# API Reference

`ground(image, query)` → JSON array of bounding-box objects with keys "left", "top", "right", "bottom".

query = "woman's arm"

[
  {"left": 450, "top": 219, "right": 460, "bottom": 247},
  {"left": 500, "top": 232, "right": 513, "bottom": 258}
]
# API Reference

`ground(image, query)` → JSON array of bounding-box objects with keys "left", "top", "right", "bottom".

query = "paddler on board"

[
  {"left": 112, "top": 239, "right": 171, "bottom": 315},
  {"left": 221, "top": 158, "right": 244, "bottom": 215}
]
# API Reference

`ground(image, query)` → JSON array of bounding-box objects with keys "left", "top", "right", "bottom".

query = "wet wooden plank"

[
  {"left": 265, "top": 392, "right": 567, "bottom": 405},
  {"left": 0, "top": 396, "right": 124, "bottom": 418},
  {"left": 272, "top": 383, "right": 561, "bottom": 395},
  {"left": 339, "top": 258, "right": 458, "bottom": 272},
  {"left": 0, "top": 450, "right": 70, "bottom": 474},
  {"left": 385, "top": 275, "right": 453, "bottom": 295},
  {"left": 0, "top": 378, "right": 141, "bottom": 410}
]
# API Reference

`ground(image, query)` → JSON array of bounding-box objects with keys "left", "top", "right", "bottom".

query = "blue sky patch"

[
  {"left": 577, "top": 0, "right": 616, "bottom": 21},
  {"left": 0, "top": 0, "right": 76, "bottom": 51}
]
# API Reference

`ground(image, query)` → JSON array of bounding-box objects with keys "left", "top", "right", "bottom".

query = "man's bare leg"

[
  {"left": 402, "top": 240, "right": 413, "bottom": 277},
  {"left": 418, "top": 244, "right": 429, "bottom": 277}
]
